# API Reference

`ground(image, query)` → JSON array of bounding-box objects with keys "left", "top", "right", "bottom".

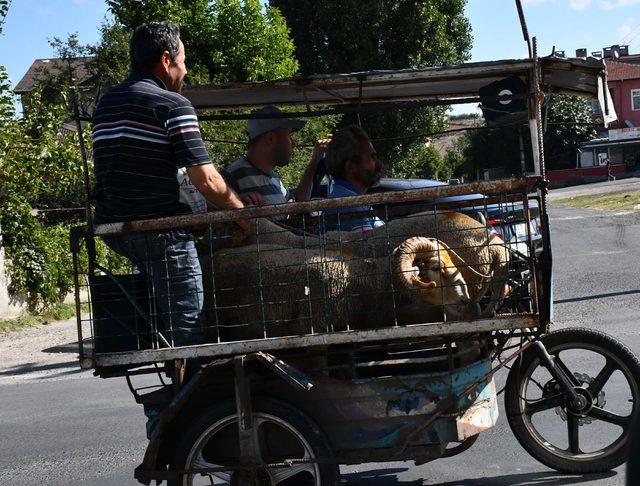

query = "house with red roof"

[
  {"left": 606, "top": 60, "right": 640, "bottom": 130},
  {"left": 547, "top": 46, "right": 640, "bottom": 185}
]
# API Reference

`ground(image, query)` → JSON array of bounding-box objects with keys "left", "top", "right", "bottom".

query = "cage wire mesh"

[{"left": 73, "top": 185, "right": 539, "bottom": 357}]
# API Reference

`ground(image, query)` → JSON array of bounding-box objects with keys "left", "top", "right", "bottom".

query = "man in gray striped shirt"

[{"left": 222, "top": 106, "right": 329, "bottom": 212}]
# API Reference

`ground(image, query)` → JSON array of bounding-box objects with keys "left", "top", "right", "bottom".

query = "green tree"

[
  {"left": 389, "top": 143, "right": 450, "bottom": 181},
  {"left": 460, "top": 94, "right": 596, "bottom": 178},
  {"left": 544, "top": 94, "right": 597, "bottom": 170},
  {"left": 0, "top": 0, "right": 9, "bottom": 36},
  {"left": 444, "top": 135, "right": 472, "bottom": 181},
  {"left": 270, "top": 0, "right": 472, "bottom": 178},
  {"left": 462, "top": 123, "right": 530, "bottom": 179},
  {"left": 102, "top": 0, "right": 297, "bottom": 85},
  {"left": 95, "top": 0, "right": 325, "bottom": 183}
]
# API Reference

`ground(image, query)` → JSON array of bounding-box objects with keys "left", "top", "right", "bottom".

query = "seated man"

[
  {"left": 321, "top": 125, "right": 385, "bottom": 233},
  {"left": 221, "top": 106, "right": 329, "bottom": 211}
]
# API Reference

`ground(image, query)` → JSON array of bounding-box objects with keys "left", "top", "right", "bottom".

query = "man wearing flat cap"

[{"left": 222, "top": 106, "right": 330, "bottom": 209}]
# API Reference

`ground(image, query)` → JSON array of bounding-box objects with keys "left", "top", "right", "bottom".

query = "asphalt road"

[{"left": 1, "top": 195, "right": 639, "bottom": 485}]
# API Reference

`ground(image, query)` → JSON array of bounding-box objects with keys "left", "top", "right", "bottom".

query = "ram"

[
  {"left": 209, "top": 237, "right": 477, "bottom": 341},
  {"left": 241, "top": 211, "right": 510, "bottom": 317}
]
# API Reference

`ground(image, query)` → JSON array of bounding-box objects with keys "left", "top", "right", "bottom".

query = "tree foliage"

[
  {"left": 544, "top": 94, "right": 597, "bottom": 170},
  {"left": 95, "top": 0, "right": 325, "bottom": 183},
  {"left": 462, "top": 123, "right": 531, "bottom": 179},
  {"left": 0, "top": 0, "right": 9, "bottom": 36},
  {"left": 459, "top": 94, "right": 597, "bottom": 178},
  {"left": 270, "top": 0, "right": 472, "bottom": 179},
  {"left": 100, "top": 0, "right": 298, "bottom": 86},
  {"left": 0, "top": 30, "right": 118, "bottom": 310}
]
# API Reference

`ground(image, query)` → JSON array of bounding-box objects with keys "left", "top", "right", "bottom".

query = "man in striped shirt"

[
  {"left": 221, "top": 106, "right": 330, "bottom": 213},
  {"left": 93, "top": 22, "right": 246, "bottom": 347}
]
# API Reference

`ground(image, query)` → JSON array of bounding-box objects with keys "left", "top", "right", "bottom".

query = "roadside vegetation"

[
  {"left": 553, "top": 191, "right": 640, "bottom": 211},
  {"left": 0, "top": 301, "right": 79, "bottom": 333}
]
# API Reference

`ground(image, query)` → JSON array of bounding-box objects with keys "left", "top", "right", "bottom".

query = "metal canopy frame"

[{"left": 183, "top": 56, "right": 608, "bottom": 112}]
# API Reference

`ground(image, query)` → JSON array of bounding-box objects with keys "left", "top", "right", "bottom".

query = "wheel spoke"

[
  {"left": 567, "top": 413, "right": 580, "bottom": 454},
  {"left": 253, "top": 417, "right": 268, "bottom": 464},
  {"left": 192, "top": 451, "right": 232, "bottom": 481},
  {"left": 524, "top": 393, "right": 564, "bottom": 417},
  {"left": 588, "top": 406, "right": 632, "bottom": 428},
  {"left": 269, "top": 461, "right": 317, "bottom": 484},
  {"left": 588, "top": 359, "right": 618, "bottom": 396},
  {"left": 553, "top": 355, "right": 581, "bottom": 387}
]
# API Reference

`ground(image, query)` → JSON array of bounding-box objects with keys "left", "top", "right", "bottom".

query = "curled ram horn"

[
  {"left": 392, "top": 237, "right": 441, "bottom": 291},
  {"left": 392, "top": 236, "right": 480, "bottom": 322}
]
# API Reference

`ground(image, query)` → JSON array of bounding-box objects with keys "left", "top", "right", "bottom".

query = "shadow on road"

[
  {"left": 342, "top": 467, "right": 421, "bottom": 485},
  {"left": 555, "top": 289, "right": 640, "bottom": 305},
  {"left": 42, "top": 342, "right": 81, "bottom": 354},
  {"left": 343, "top": 469, "right": 618, "bottom": 486},
  {"left": 0, "top": 360, "right": 81, "bottom": 377},
  {"left": 433, "top": 470, "right": 618, "bottom": 485}
]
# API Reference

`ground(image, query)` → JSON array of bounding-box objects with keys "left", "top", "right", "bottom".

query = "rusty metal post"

[
  {"left": 70, "top": 89, "right": 97, "bottom": 278},
  {"left": 234, "top": 355, "right": 259, "bottom": 485}
]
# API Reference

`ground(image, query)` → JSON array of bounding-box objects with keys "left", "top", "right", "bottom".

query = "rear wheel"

[
  {"left": 505, "top": 328, "right": 640, "bottom": 473},
  {"left": 169, "top": 397, "right": 340, "bottom": 486}
]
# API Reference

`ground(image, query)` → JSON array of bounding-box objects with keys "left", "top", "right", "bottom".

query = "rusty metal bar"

[
  {"left": 515, "top": 0, "right": 532, "bottom": 58},
  {"left": 136, "top": 357, "right": 233, "bottom": 484},
  {"left": 91, "top": 177, "right": 535, "bottom": 237},
  {"left": 253, "top": 352, "right": 314, "bottom": 391},
  {"left": 89, "top": 315, "right": 538, "bottom": 368},
  {"left": 70, "top": 228, "right": 85, "bottom": 360},
  {"left": 234, "top": 356, "right": 259, "bottom": 479}
]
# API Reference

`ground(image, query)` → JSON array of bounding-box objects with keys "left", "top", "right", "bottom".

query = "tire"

[
  {"left": 169, "top": 397, "right": 340, "bottom": 486},
  {"left": 504, "top": 328, "right": 640, "bottom": 474}
]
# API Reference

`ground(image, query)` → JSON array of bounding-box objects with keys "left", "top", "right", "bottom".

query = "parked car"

[{"left": 312, "top": 176, "right": 542, "bottom": 256}]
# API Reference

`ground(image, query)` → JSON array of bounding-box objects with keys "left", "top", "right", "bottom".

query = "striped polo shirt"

[
  {"left": 92, "top": 73, "right": 211, "bottom": 223},
  {"left": 221, "top": 157, "right": 293, "bottom": 206}
]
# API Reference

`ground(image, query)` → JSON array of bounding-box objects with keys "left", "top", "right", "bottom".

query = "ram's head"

[{"left": 393, "top": 237, "right": 481, "bottom": 321}]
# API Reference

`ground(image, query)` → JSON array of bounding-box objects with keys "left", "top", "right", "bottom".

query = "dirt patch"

[{"left": 0, "top": 316, "right": 89, "bottom": 384}]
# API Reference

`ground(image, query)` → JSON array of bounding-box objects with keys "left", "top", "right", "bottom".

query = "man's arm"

[
  {"left": 294, "top": 138, "right": 331, "bottom": 201},
  {"left": 187, "top": 163, "right": 244, "bottom": 210},
  {"left": 166, "top": 99, "right": 250, "bottom": 230},
  {"left": 187, "top": 163, "right": 250, "bottom": 231}
]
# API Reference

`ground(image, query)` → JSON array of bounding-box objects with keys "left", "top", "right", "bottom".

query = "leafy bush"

[{"left": 388, "top": 142, "right": 450, "bottom": 181}]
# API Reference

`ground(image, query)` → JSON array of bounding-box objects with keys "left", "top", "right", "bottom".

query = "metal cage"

[{"left": 71, "top": 176, "right": 548, "bottom": 370}]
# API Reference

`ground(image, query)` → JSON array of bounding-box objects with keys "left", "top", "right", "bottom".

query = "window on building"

[{"left": 632, "top": 89, "right": 640, "bottom": 111}]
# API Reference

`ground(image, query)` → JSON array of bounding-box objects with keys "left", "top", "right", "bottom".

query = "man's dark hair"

[
  {"left": 325, "top": 125, "right": 371, "bottom": 180},
  {"left": 130, "top": 21, "right": 181, "bottom": 73}
]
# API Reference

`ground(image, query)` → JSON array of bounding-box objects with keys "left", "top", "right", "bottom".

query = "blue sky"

[{"left": 2, "top": 0, "right": 640, "bottom": 100}]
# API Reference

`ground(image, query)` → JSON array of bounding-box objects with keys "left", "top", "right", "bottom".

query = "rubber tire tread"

[
  {"left": 168, "top": 397, "right": 340, "bottom": 486},
  {"left": 504, "top": 327, "right": 640, "bottom": 474}
]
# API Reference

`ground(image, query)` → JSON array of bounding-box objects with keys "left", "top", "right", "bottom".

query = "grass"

[
  {"left": 552, "top": 191, "right": 640, "bottom": 212},
  {"left": 0, "top": 302, "right": 82, "bottom": 333}
]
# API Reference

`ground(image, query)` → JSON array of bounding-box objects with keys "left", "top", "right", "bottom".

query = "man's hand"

[
  {"left": 310, "top": 138, "right": 331, "bottom": 166},
  {"left": 293, "top": 137, "right": 332, "bottom": 202},
  {"left": 240, "top": 192, "right": 266, "bottom": 206}
]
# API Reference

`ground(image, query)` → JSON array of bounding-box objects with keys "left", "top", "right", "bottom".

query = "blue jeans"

[{"left": 103, "top": 229, "right": 205, "bottom": 347}]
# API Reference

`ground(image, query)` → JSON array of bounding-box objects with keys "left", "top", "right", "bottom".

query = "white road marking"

[
  {"left": 589, "top": 250, "right": 627, "bottom": 255},
  {"left": 550, "top": 216, "right": 585, "bottom": 221}
]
